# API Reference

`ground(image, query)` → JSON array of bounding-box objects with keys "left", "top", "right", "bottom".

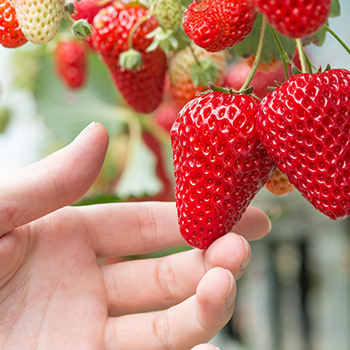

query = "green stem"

[
  {"left": 268, "top": 24, "right": 289, "bottom": 80},
  {"left": 128, "top": 15, "right": 148, "bottom": 50},
  {"left": 296, "top": 38, "right": 307, "bottom": 73},
  {"left": 188, "top": 43, "right": 202, "bottom": 67},
  {"left": 323, "top": 23, "right": 350, "bottom": 56},
  {"left": 240, "top": 16, "right": 267, "bottom": 91}
]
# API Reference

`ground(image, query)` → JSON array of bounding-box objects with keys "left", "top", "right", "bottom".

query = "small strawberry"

[
  {"left": 71, "top": 0, "right": 110, "bottom": 24},
  {"left": 252, "top": 0, "right": 331, "bottom": 39},
  {"left": 171, "top": 88, "right": 276, "bottom": 249},
  {"left": 168, "top": 44, "right": 227, "bottom": 109},
  {"left": 183, "top": 0, "right": 257, "bottom": 52},
  {"left": 257, "top": 69, "right": 350, "bottom": 220},
  {"left": 154, "top": 99, "right": 180, "bottom": 133},
  {"left": 265, "top": 168, "right": 295, "bottom": 196},
  {"left": 225, "top": 59, "right": 286, "bottom": 99},
  {"left": 149, "top": 0, "right": 183, "bottom": 31},
  {"left": 54, "top": 39, "right": 87, "bottom": 89},
  {"left": 92, "top": 3, "right": 167, "bottom": 114},
  {"left": 14, "top": 0, "right": 65, "bottom": 44},
  {"left": 0, "top": 0, "right": 27, "bottom": 48}
]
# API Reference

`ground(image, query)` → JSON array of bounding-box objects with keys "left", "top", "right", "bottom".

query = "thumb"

[{"left": 0, "top": 122, "right": 109, "bottom": 236}]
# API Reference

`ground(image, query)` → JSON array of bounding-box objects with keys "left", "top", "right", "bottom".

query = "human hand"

[{"left": 0, "top": 122, "right": 271, "bottom": 350}]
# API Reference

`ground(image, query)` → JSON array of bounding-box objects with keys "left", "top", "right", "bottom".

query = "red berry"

[
  {"left": 71, "top": 0, "right": 110, "bottom": 24},
  {"left": 54, "top": 39, "right": 87, "bottom": 89},
  {"left": 265, "top": 168, "right": 295, "bottom": 196},
  {"left": 257, "top": 69, "right": 350, "bottom": 220},
  {"left": 225, "top": 60, "right": 286, "bottom": 99},
  {"left": 171, "top": 90, "right": 276, "bottom": 249},
  {"left": 0, "top": 0, "right": 27, "bottom": 48},
  {"left": 183, "top": 0, "right": 257, "bottom": 52},
  {"left": 252, "top": 0, "right": 331, "bottom": 39},
  {"left": 92, "top": 3, "right": 167, "bottom": 114}
]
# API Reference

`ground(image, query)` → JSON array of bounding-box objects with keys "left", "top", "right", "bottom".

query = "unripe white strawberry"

[{"left": 14, "top": 0, "right": 65, "bottom": 44}]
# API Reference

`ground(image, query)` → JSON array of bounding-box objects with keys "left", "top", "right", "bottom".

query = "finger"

[
  {"left": 102, "top": 232, "right": 248, "bottom": 316},
  {"left": 0, "top": 122, "right": 109, "bottom": 236},
  {"left": 191, "top": 345, "right": 220, "bottom": 350},
  {"left": 232, "top": 206, "right": 271, "bottom": 241},
  {"left": 78, "top": 202, "right": 269, "bottom": 257},
  {"left": 104, "top": 268, "right": 236, "bottom": 350}
]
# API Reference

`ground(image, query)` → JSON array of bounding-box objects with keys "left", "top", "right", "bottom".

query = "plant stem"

[
  {"left": 188, "top": 43, "right": 202, "bottom": 67},
  {"left": 268, "top": 24, "right": 289, "bottom": 80},
  {"left": 296, "top": 38, "right": 307, "bottom": 73},
  {"left": 139, "top": 114, "right": 170, "bottom": 147},
  {"left": 240, "top": 16, "right": 267, "bottom": 92},
  {"left": 323, "top": 23, "right": 350, "bottom": 56},
  {"left": 128, "top": 15, "right": 148, "bottom": 50}
]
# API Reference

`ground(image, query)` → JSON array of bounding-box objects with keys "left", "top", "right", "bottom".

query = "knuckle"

[
  {"left": 153, "top": 312, "right": 171, "bottom": 350},
  {"left": 156, "top": 258, "right": 179, "bottom": 306}
]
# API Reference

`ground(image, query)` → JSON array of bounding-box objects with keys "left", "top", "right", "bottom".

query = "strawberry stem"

[
  {"left": 240, "top": 16, "right": 267, "bottom": 92},
  {"left": 296, "top": 39, "right": 307, "bottom": 74},
  {"left": 188, "top": 43, "right": 202, "bottom": 67},
  {"left": 128, "top": 15, "right": 148, "bottom": 51},
  {"left": 139, "top": 114, "right": 170, "bottom": 147},
  {"left": 323, "top": 23, "right": 350, "bottom": 56},
  {"left": 268, "top": 24, "right": 289, "bottom": 81}
]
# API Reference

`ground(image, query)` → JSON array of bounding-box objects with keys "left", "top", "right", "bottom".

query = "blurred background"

[{"left": 0, "top": 0, "right": 349, "bottom": 349}]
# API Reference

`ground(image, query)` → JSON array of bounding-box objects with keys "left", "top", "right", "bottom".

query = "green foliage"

[
  {"left": 329, "top": 0, "right": 341, "bottom": 17},
  {"left": 233, "top": 14, "right": 296, "bottom": 64}
]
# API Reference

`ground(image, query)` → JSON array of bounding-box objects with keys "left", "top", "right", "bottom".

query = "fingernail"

[
  {"left": 225, "top": 269, "right": 235, "bottom": 308},
  {"left": 74, "top": 121, "right": 98, "bottom": 141}
]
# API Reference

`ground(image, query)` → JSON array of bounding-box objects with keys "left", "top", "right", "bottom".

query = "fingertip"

[
  {"left": 233, "top": 206, "right": 271, "bottom": 241},
  {"left": 191, "top": 345, "right": 221, "bottom": 350},
  {"left": 196, "top": 268, "right": 236, "bottom": 330}
]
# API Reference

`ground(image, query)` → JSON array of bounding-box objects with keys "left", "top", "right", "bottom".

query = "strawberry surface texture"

[
  {"left": 171, "top": 90, "right": 276, "bottom": 249},
  {"left": 252, "top": 0, "right": 331, "bottom": 39},
  {"left": 183, "top": 0, "right": 257, "bottom": 52},
  {"left": 257, "top": 69, "right": 350, "bottom": 220},
  {"left": 0, "top": 0, "right": 27, "bottom": 48},
  {"left": 92, "top": 3, "right": 167, "bottom": 114}
]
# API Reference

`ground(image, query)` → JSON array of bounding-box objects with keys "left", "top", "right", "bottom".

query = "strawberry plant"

[{"left": 1, "top": 0, "right": 349, "bottom": 251}]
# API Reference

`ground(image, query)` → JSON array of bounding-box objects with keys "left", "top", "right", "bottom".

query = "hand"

[{"left": 0, "top": 122, "right": 271, "bottom": 350}]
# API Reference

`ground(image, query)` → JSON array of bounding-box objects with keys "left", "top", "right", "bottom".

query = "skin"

[{"left": 0, "top": 122, "right": 271, "bottom": 350}]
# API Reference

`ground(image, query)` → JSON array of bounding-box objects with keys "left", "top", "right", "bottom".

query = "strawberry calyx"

[
  {"left": 190, "top": 58, "right": 222, "bottom": 88},
  {"left": 204, "top": 83, "right": 254, "bottom": 96},
  {"left": 119, "top": 48, "right": 143, "bottom": 71},
  {"left": 71, "top": 19, "right": 93, "bottom": 40}
]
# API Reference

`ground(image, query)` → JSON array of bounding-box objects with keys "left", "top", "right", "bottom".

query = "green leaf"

[
  {"left": 233, "top": 14, "right": 296, "bottom": 65},
  {"left": 35, "top": 54, "right": 127, "bottom": 144},
  {"left": 329, "top": 0, "right": 341, "bottom": 17},
  {"left": 190, "top": 58, "right": 221, "bottom": 88},
  {"left": 181, "top": 0, "right": 192, "bottom": 8},
  {"left": 115, "top": 139, "right": 162, "bottom": 198}
]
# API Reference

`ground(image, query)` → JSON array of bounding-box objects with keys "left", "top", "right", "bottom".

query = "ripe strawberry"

[
  {"left": 0, "top": 0, "right": 27, "bottom": 48},
  {"left": 171, "top": 90, "right": 276, "bottom": 249},
  {"left": 154, "top": 99, "right": 180, "bottom": 133},
  {"left": 92, "top": 3, "right": 167, "bottom": 114},
  {"left": 54, "top": 39, "right": 87, "bottom": 89},
  {"left": 168, "top": 44, "right": 227, "bottom": 109},
  {"left": 71, "top": 0, "right": 110, "bottom": 24},
  {"left": 252, "top": 0, "right": 331, "bottom": 39},
  {"left": 265, "top": 168, "right": 295, "bottom": 196},
  {"left": 13, "top": 0, "right": 65, "bottom": 44},
  {"left": 183, "top": 0, "right": 257, "bottom": 52},
  {"left": 257, "top": 69, "right": 350, "bottom": 220}
]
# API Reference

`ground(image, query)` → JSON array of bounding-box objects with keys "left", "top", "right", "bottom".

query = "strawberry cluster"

[{"left": 0, "top": 0, "right": 349, "bottom": 251}]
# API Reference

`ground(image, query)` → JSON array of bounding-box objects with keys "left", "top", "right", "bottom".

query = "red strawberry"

[
  {"left": 71, "top": 0, "right": 110, "bottom": 24},
  {"left": 252, "top": 0, "right": 331, "bottom": 39},
  {"left": 183, "top": 0, "right": 257, "bottom": 52},
  {"left": 265, "top": 168, "right": 295, "bottom": 196},
  {"left": 92, "top": 3, "right": 167, "bottom": 114},
  {"left": 225, "top": 59, "right": 286, "bottom": 99},
  {"left": 257, "top": 69, "right": 350, "bottom": 220},
  {"left": 171, "top": 89, "right": 276, "bottom": 249},
  {"left": 54, "top": 39, "right": 87, "bottom": 89},
  {"left": 0, "top": 0, "right": 27, "bottom": 48},
  {"left": 154, "top": 99, "right": 180, "bottom": 133}
]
